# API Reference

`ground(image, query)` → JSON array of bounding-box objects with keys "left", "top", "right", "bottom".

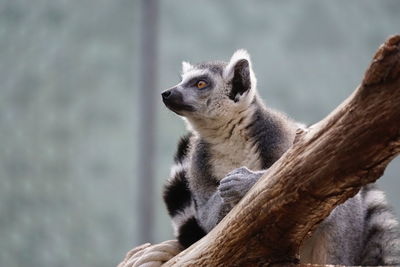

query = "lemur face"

[{"left": 162, "top": 50, "right": 257, "bottom": 121}]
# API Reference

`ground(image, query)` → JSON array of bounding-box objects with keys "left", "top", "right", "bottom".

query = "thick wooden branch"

[{"left": 163, "top": 35, "right": 400, "bottom": 266}]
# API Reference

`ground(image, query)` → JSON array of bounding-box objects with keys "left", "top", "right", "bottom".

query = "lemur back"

[{"left": 162, "top": 50, "right": 400, "bottom": 265}]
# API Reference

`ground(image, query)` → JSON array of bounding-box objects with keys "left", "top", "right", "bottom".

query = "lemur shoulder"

[{"left": 161, "top": 50, "right": 400, "bottom": 265}]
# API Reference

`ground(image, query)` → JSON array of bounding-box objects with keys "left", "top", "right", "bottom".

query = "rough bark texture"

[{"left": 163, "top": 35, "right": 400, "bottom": 266}]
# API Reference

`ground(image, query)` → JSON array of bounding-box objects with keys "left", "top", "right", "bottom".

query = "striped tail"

[
  {"left": 360, "top": 184, "right": 400, "bottom": 265},
  {"left": 163, "top": 133, "right": 206, "bottom": 248}
]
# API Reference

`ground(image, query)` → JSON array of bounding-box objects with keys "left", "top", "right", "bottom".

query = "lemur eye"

[{"left": 196, "top": 80, "right": 208, "bottom": 89}]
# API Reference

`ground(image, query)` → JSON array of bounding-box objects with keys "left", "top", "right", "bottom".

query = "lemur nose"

[{"left": 162, "top": 90, "right": 172, "bottom": 99}]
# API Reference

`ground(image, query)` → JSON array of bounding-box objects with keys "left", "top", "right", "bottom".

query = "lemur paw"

[{"left": 218, "top": 167, "right": 263, "bottom": 206}]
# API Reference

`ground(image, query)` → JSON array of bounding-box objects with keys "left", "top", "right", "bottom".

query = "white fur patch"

[
  {"left": 181, "top": 69, "right": 208, "bottom": 84},
  {"left": 223, "top": 49, "right": 251, "bottom": 80},
  {"left": 171, "top": 203, "right": 195, "bottom": 236},
  {"left": 169, "top": 163, "right": 184, "bottom": 177},
  {"left": 182, "top": 61, "right": 193, "bottom": 74},
  {"left": 198, "top": 104, "right": 262, "bottom": 179},
  {"left": 169, "top": 161, "right": 190, "bottom": 177},
  {"left": 366, "top": 189, "right": 399, "bottom": 228},
  {"left": 364, "top": 188, "right": 387, "bottom": 207},
  {"left": 378, "top": 217, "right": 400, "bottom": 229}
]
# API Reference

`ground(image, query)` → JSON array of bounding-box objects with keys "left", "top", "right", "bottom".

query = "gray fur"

[
  {"left": 219, "top": 167, "right": 265, "bottom": 206},
  {"left": 162, "top": 50, "right": 400, "bottom": 264},
  {"left": 195, "top": 61, "right": 226, "bottom": 75}
]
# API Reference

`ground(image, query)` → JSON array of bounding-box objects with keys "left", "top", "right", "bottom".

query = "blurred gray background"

[{"left": 1, "top": 1, "right": 399, "bottom": 266}]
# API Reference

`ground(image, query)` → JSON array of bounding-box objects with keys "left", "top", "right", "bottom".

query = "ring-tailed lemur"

[{"left": 161, "top": 50, "right": 400, "bottom": 265}]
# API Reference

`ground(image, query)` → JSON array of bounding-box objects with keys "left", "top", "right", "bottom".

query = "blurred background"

[{"left": 1, "top": 0, "right": 400, "bottom": 266}]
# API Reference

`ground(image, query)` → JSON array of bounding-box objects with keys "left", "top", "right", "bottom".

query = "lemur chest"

[{"left": 209, "top": 141, "right": 262, "bottom": 180}]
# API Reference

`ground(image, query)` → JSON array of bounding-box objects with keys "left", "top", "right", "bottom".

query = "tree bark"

[{"left": 163, "top": 35, "right": 400, "bottom": 266}]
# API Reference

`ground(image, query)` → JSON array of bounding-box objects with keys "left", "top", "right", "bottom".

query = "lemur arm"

[
  {"left": 196, "top": 167, "right": 266, "bottom": 232},
  {"left": 218, "top": 167, "right": 266, "bottom": 207},
  {"left": 195, "top": 189, "right": 232, "bottom": 233}
]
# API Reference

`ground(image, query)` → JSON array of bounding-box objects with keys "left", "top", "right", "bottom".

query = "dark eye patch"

[{"left": 184, "top": 75, "right": 212, "bottom": 88}]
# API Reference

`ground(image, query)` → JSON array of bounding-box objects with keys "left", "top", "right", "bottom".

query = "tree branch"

[{"left": 163, "top": 35, "right": 400, "bottom": 266}]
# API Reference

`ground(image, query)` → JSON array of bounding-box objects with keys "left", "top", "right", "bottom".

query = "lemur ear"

[
  {"left": 224, "top": 50, "right": 256, "bottom": 102},
  {"left": 182, "top": 61, "right": 193, "bottom": 74}
]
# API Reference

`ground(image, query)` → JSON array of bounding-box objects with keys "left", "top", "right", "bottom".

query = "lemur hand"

[{"left": 218, "top": 167, "right": 265, "bottom": 206}]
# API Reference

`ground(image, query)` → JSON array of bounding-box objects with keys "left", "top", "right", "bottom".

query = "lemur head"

[{"left": 162, "top": 50, "right": 258, "bottom": 123}]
